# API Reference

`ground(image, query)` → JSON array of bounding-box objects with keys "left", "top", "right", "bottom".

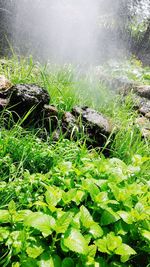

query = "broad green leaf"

[
  {"left": 117, "top": 211, "right": 133, "bottom": 224},
  {"left": 95, "top": 192, "right": 109, "bottom": 203},
  {"left": 54, "top": 212, "right": 73, "bottom": 234},
  {"left": 89, "top": 223, "right": 103, "bottom": 238},
  {"left": 26, "top": 245, "right": 44, "bottom": 259},
  {"left": 45, "top": 186, "right": 62, "bottom": 210},
  {"left": 101, "top": 209, "right": 120, "bottom": 226},
  {"left": 62, "top": 189, "right": 77, "bottom": 204},
  {"left": 88, "top": 244, "right": 97, "bottom": 257},
  {"left": 80, "top": 205, "right": 94, "bottom": 228},
  {"left": 95, "top": 238, "right": 110, "bottom": 254},
  {"left": 63, "top": 227, "right": 88, "bottom": 255},
  {"left": 82, "top": 179, "right": 100, "bottom": 200},
  {"left": 73, "top": 190, "right": 85, "bottom": 205},
  {"left": 141, "top": 229, "right": 150, "bottom": 241},
  {"left": 115, "top": 244, "right": 136, "bottom": 256},
  {"left": 39, "top": 253, "right": 61, "bottom": 267},
  {"left": 24, "top": 212, "right": 55, "bottom": 237},
  {"left": 62, "top": 258, "right": 74, "bottom": 267},
  {"left": 0, "top": 210, "right": 10, "bottom": 223},
  {"left": 106, "top": 232, "right": 122, "bottom": 251},
  {"left": 14, "top": 210, "right": 32, "bottom": 222},
  {"left": 71, "top": 212, "right": 80, "bottom": 229}
]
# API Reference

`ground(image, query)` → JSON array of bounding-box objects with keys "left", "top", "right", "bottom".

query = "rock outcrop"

[
  {"left": 62, "top": 106, "right": 113, "bottom": 148},
  {"left": 0, "top": 76, "right": 113, "bottom": 150}
]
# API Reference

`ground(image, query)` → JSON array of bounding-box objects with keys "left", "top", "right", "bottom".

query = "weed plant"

[{"left": 0, "top": 56, "right": 149, "bottom": 266}]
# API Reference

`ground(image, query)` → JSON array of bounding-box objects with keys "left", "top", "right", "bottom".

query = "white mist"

[{"left": 12, "top": 0, "right": 100, "bottom": 64}]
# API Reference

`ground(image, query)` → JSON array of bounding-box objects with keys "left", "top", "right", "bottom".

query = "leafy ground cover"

[{"left": 0, "top": 57, "right": 150, "bottom": 266}]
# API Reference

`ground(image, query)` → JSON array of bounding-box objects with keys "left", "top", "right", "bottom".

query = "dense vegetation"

[{"left": 0, "top": 57, "right": 149, "bottom": 266}]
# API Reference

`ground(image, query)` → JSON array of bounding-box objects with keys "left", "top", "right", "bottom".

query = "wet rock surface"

[
  {"left": 132, "top": 95, "right": 150, "bottom": 115},
  {"left": 133, "top": 85, "right": 150, "bottom": 100},
  {"left": 73, "top": 106, "right": 112, "bottom": 147},
  {"left": 38, "top": 105, "right": 59, "bottom": 131},
  {"left": 98, "top": 73, "right": 150, "bottom": 139},
  {"left": 8, "top": 84, "right": 50, "bottom": 117},
  {"left": 62, "top": 112, "right": 79, "bottom": 138},
  {"left": 72, "top": 106, "right": 112, "bottom": 134},
  {"left": 131, "top": 87, "right": 150, "bottom": 138},
  {"left": 62, "top": 107, "right": 113, "bottom": 148}
]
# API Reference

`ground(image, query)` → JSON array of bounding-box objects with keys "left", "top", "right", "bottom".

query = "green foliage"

[
  {"left": 0, "top": 57, "right": 149, "bottom": 266},
  {"left": 0, "top": 143, "right": 149, "bottom": 266}
]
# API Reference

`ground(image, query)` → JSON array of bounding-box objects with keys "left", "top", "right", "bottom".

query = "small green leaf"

[
  {"left": 45, "top": 186, "right": 62, "bottom": 210},
  {"left": 141, "top": 229, "right": 150, "bottom": 242},
  {"left": 0, "top": 227, "right": 9, "bottom": 241},
  {"left": 71, "top": 212, "right": 80, "bottom": 229},
  {"left": 80, "top": 205, "right": 94, "bottom": 228},
  {"left": 89, "top": 223, "right": 103, "bottom": 238},
  {"left": 39, "top": 253, "right": 61, "bottom": 267},
  {"left": 95, "top": 238, "right": 110, "bottom": 254},
  {"left": 62, "top": 258, "right": 74, "bottom": 267},
  {"left": 95, "top": 192, "right": 109, "bottom": 203},
  {"left": 106, "top": 232, "right": 122, "bottom": 252},
  {"left": 12, "top": 263, "right": 20, "bottom": 267},
  {"left": 24, "top": 212, "right": 55, "bottom": 237},
  {"left": 38, "top": 252, "right": 61, "bottom": 267},
  {"left": 115, "top": 244, "right": 136, "bottom": 256},
  {"left": 59, "top": 161, "right": 72, "bottom": 174},
  {"left": 120, "top": 255, "right": 130, "bottom": 263},
  {"left": 117, "top": 211, "right": 133, "bottom": 224},
  {"left": 62, "top": 189, "right": 77, "bottom": 204},
  {"left": 73, "top": 190, "right": 85, "bottom": 205},
  {"left": 88, "top": 244, "right": 97, "bottom": 257},
  {"left": 61, "top": 239, "right": 69, "bottom": 253},
  {"left": 63, "top": 227, "right": 88, "bottom": 255},
  {"left": 0, "top": 210, "right": 10, "bottom": 223},
  {"left": 26, "top": 245, "right": 44, "bottom": 259},
  {"left": 54, "top": 212, "right": 73, "bottom": 234},
  {"left": 101, "top": 209, "right": 120, "bottom": 226}
]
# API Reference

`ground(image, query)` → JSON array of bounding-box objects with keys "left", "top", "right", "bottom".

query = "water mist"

[{"left": 10, "top": 0, "right": 125, "bottom": 66}]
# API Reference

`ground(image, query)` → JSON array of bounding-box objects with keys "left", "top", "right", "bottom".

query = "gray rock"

[
  {"left": 132, "top": 95, "right": 150, "bottom": 115},
  {"left": 8, "top": 84, "right": 50, "bottom": 116},
  {"left": 62, "top": 112, "right": 79, "bottom": 138},
  {"left": 98, "top": 73, "right": 136, "bottom": 92},
  {"left": 72, "top": 106, "right": 112, "bottom": 135},
  {"left": 62, "top": 107, "right": 112, "bottom": 147},
  {"left": 39, "top": 104, "right": 58, "bottom": 131},
  {"left": 133, "top": 85, "right": 150, "bottom": 100}
]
